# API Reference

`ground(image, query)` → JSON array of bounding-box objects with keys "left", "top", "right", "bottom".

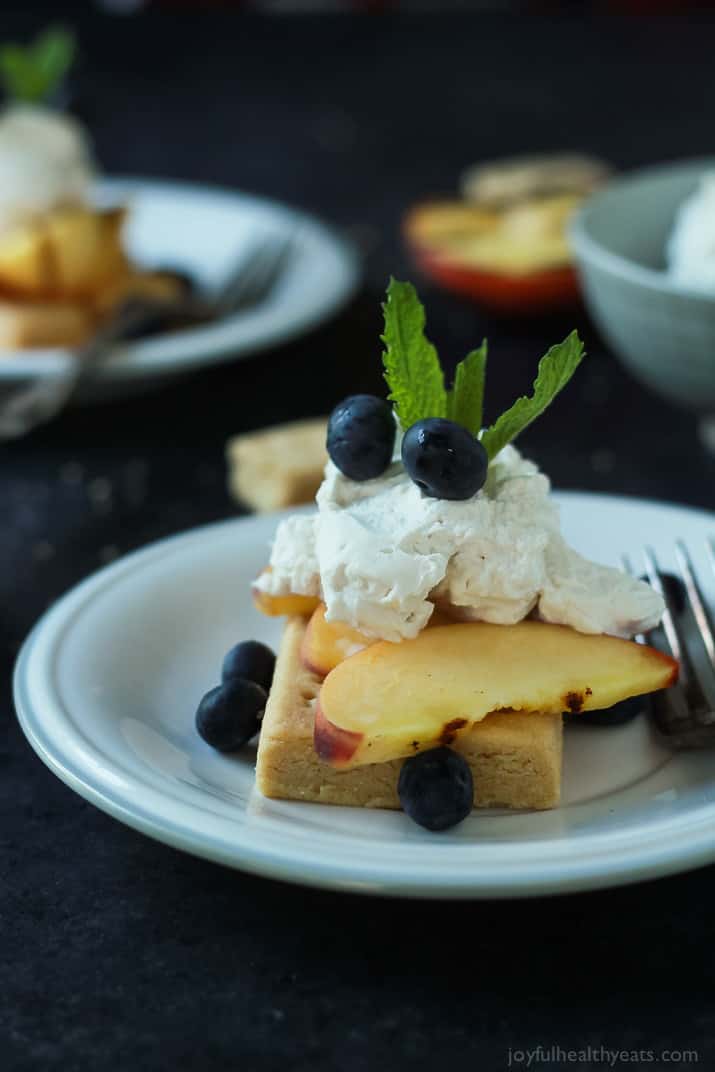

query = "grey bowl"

[{"left": 570, "top": 158, "right": 715, "bottom": 415}]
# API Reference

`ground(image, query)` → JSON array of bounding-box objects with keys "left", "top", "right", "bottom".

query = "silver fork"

[
  {"left": 0, "top": 231, "right": 296, "bottom": 440},
  {"left": 626, "top": 540, "right": 715, "bottom": 748}
]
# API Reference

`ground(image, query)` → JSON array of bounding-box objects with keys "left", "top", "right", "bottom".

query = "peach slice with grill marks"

[{"left": 314, "top": 621, "right": 678, "bottom": 769}]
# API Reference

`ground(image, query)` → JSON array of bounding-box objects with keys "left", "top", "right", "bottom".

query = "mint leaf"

[
  {"left": 480, "top": 330, "right": 585, "bottom": 460},
  {"left": 381, "top": 278, "right": 447, "bottom": 429},
  {"left": 447, "top": 341, "right": 487, "bottom": 435},
  {"left": 0, "top": 26, "right": 76, "bottom": 104}
]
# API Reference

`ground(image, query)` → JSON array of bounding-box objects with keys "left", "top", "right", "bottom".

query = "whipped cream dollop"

[
  {"left": 256, "top": 445, "right": 664, "bottom": 643},
  {"left": 0, "top": 105, "right": 95, "bottom": 237},
  {"left": 667, "top": 172, "right": 715, "bottom": 292}
]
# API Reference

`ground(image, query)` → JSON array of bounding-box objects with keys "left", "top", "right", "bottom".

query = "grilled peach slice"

[
  {"left": 252, "top": 569, "right": 320, "bottom": 618},
  {"left": 301, "top": 603, "right": 454, "bottom": 677},
  {"left": 301, "top": 604, "right": 374, "bottom": 676},
  {"left": 314, "top": 621, "right": 677, "bottom": 768},
  {"left": 252, "top": 587, "right": 320, "bottom": 618}
]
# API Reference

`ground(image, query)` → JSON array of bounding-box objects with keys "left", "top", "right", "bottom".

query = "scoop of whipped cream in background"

[
  {"left": 255, "top": 445, "right": 664, "bottom": 643},
  {"left": 0, "top": 105, "right": 95, "bottom": 237},
  {"left": 667, "top": 173, "right": 715, "bottom": 292}
]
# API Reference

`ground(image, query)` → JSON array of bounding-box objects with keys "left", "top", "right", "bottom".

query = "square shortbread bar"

[
  {"left": 256, "top": 617, "right": 563, "bottom": 811},
  {"left": 226, "top": 418, "right": 328, "bottom": 512}
]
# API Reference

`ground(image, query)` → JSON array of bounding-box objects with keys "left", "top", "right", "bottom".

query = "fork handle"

[{"left": 74, "top": 297, "right": 184, "bottom": 373}]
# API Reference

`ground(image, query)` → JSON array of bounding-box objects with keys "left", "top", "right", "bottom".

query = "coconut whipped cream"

[
  {"left": 0, "top": 105, "right": 95, "bottom": 237},
  {"left": 256, "top": 445, "right": 664, "bottom": 643},
  {"left": 667, "top": 172, "right": 715, "bottom": 292}
]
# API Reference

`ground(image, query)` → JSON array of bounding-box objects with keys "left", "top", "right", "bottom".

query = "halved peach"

[
  {"left": 403, "top": 200, "right": 499, "bottom": 247},
  {"left": 403, "top": 197, "right": 581, "bottom": 314},
  {"left": 412, "top": 247, "right": 579, "bottom": 315},
  {"left": 314, "top": 621, "right": 677, "bottom": 768}
]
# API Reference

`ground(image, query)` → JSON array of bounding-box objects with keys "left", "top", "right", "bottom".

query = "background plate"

[
  {"left": 0, "top": 178, "right": 360, "bottom": 400},
  {"left": 13, "top": 493, "right": 715, "bottom": 898}
]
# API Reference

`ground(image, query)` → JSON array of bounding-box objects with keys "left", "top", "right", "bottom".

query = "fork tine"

[
  {"left": 641, "top": 546, "right": 710, "bottom": 735},
  {"left": 231, "top": 241, "right": 283, "bottom": 301},
  {"left": 675, "top": 540, "right": 715, "bottom": 668},
  {"left": 635, "top": 543, "right": 715, "bottom": 747},
  {"left": 216, "top": 234, "right": 295, "bottom": 315},
  {"left": 214, "top": 242, "right": 274, "bottom": 310},
  {"left": 246, "top": 234, "right": 295, "bottom": 299},
  {"left": 642, "top": 547, "right": 686, "bottom": 669}
]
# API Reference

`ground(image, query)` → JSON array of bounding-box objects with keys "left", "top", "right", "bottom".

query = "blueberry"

[
  {"left": 398, "top": 747, "right": 474, "bottom": 831},
  {"left": 222, "top": 640, "right": 275, "bottom": 691},
  {"left": 195, "top": 679, "right": 266, "bottom": 752},
  {"left": 402, "top": 418, "right": 488, "bottom": 501},
  {"left": 564, "top": 696, "right": 645, "bottom": 727},
  {"left": 327, "top": 394, "right": 395, "bottom": 481}
]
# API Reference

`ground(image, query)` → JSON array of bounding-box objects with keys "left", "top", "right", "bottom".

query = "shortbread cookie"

[
  {"left": 227, "top": 418, "right": 328, "bottom": 513},
  {"left": 256, "top": 617, "right": 563, "bottom": 811}
]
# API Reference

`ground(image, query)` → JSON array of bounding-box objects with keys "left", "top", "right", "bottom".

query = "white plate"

[
  {"left": 14, "top": 493, "right": 715, "bottom": 898},
  {"left": 0, "top": 178, "right": 359, "bottom": 400}
]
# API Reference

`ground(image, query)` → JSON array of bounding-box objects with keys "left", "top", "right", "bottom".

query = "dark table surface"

[{"left": 3, "top": 9, "right": 715, "bottom": 1070}]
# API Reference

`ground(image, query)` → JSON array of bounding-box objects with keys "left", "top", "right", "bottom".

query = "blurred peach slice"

[{"left": 0, "top": 223, "right": 52, "bottom": 297}]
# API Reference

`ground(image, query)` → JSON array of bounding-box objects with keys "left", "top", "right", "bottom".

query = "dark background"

[{"left": 3, "top": 9, "right": 715, "bottom": 1070}]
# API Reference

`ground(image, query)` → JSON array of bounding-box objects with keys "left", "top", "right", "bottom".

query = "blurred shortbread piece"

[
  {"left": 0, "top": 270, "right": 188, "bottom": 352},
  {"left": 461, "top": 153, "right": 610, "bottom": 207},
  {"left": 256, "top": 617, "right": 563, "bottom": 811},
  {"left": 0, "top": 298, "right": 94, "bottom": 349},
  {"left": 227, "top": 418, "right": 328, "bottom": 512}
]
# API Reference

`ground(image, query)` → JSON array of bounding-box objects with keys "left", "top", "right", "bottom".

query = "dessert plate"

[
  {"left": 14, "top": 493, "right": 715, "bottom": 899},
  {"left": 0, "top": 178, "right": 359, "bottom": 401}
]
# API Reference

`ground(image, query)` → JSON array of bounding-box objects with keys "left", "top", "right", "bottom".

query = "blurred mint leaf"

[
  {"left": 34, "top": 27, "right": 76, "bottom": 92},
  {"left": 0, "top": 26, "right": 76, "bottom": 104},
  {"left": 446, "top": 341, "right": 487, "bottom": 435},
  {"left": 480, "top": 330, "right": 585, "bottom": 461},
  {"left": 381, "top": 278, "right": 447, "bottom": 430},
  {"left": 0, "top": 48, "right": 39, "bottom": 102}
]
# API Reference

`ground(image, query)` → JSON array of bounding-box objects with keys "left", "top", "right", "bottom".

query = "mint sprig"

[
  {"left": 382, "top": 278, "right": 447, "bottom": 430},
  {"left": 447, "top": 342, "right": 487, "bottom": 436},
  {"left": 380, "top": 279, "right": 584, "bottom": 460},
  {"left": 480, "top": 330, "right": 585, "bottom": 461},
  {"left": 0, "top": 26, "right": 76, "bottom": 105}
]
